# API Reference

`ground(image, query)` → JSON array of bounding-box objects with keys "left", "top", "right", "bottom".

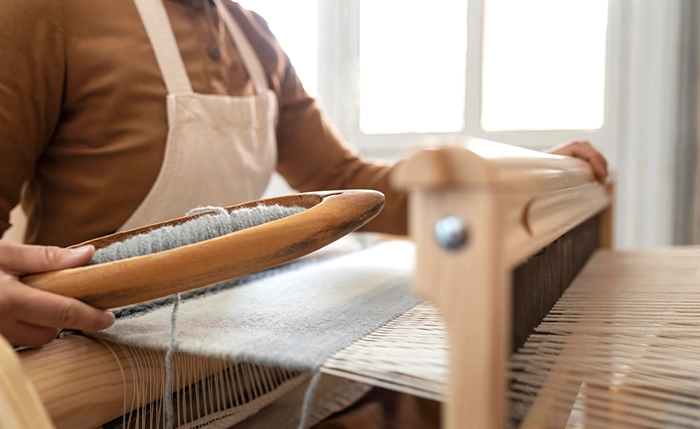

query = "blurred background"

[{"left": 244, "top": 0, "right": 700, "bottom": 250}]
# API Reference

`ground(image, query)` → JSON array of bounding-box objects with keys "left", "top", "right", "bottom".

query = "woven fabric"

[
  {"left": 91, "top": 240, "right": 418, "bottom": 428},
  {"left": 93, "top": 241, "right": 418, "bottom": 371}
]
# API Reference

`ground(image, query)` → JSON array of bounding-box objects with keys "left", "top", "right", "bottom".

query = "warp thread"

[
  {"left": 160, "top": 266, "right": 320, "bottom": 429},
  {"left": 164, "top": 293, "right": 181, "bottom": 429},
  {"left": 298, "top": 370, "right": 323, "bottom": 429},
  {"left": 90, "top": 204, "right": 306, "bottom": 265},
  {"left": 96, "top": 203, "right": 306, "bottom": 427}
]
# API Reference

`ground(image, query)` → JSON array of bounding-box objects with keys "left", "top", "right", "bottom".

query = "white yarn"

[
  {"left": 164, "top": 293, "right": 181, "bottom": 429},
  {"left": 298, "top": 370, "right": 322, "bottom": 429}
]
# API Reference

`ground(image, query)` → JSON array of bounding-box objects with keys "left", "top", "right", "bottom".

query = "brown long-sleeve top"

[{"left": 0, "top": 0, "right": 407, "bottom": 246}]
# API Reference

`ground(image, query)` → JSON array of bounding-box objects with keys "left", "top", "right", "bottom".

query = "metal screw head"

[{"left": 434, "top": 216, "right": 468, "bottom": 251}]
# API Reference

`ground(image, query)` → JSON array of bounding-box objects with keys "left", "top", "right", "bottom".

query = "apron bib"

[{"left": 122, "top": 0, "right": 277, "bottom": 231}]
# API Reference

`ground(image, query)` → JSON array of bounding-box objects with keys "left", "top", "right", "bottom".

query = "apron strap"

[
  {"left": 212, "top": 0, "right": 270, "bottom": 95},
  {"left": 133, "top": 0, "right": 194, "bottom": 94}
]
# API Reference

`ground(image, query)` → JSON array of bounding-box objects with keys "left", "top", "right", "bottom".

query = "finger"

[
  {"left": 0, "top": 241, "right": 95, "bottom": 276},
  {"left": 6, "top": 279, "right": 115, "bottom": 331},
  {"left": 0, "top": 321, "right": 60, "bottom": 348},
  {"left": 578, "top": 153, "right": 607, "bottom": 183},
  {"left": 570, "top": 145, "right": 608, "bottom": 183},
  {"left": 591, "top": 156, "right": 608, "bottom": 183},
  {"left": 589, "top": 158, "right": 608, "bottom": 183},
  {"left": 555, "top": 142, "right": 608, "bottom": 183},
  {"left": 547, "top": 140, "right": 587, "bottom": 156}
]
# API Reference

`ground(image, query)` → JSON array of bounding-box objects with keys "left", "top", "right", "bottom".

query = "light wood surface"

[
  {"left": 22, "top": 190, "right": 384, "bottom": 309},
  {"left": 599, "top": 181, "right": 615, "bottom": 248},
  {"left": 392, "top": 138, "right": 595, "bottom": 192},
  {"left": 407, "top": 188, "right": 512, "bottom": 429},
  {"left": 20, "top": 335, "right": 141, "bottom": 429},
  {"left": 391, "top": 139, "right": 610, "bottom": 429},
  {"left": 0, "top": 335, "right": 53, "bottom": 429}
]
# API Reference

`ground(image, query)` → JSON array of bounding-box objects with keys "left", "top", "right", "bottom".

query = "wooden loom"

[
  {"left": 390, "top": 139, "right": 700, "bottom": 429},
  {"left": 0, "top": 139, "right": 694, "bottom": 429},
  {"left": 391, "top": 139, "right": 612, "bottom": 429}
]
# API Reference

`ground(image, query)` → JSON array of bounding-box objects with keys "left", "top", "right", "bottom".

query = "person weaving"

[{"left": 0, "top": 0, "right": 608, "bottom": 427}]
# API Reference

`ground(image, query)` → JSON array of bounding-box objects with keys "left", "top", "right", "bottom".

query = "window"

[
  {"left": 318, "top": 0, "right": 616, "bottom": 157},
  {"left": 359, "top": 0, "right": 468, "bottom": 134},
  {"left": 481, "top": 0, "right": 608, "bottom": 131}
]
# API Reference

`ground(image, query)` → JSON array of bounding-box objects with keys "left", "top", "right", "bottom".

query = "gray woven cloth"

[{"left": 92, "top": 240, "right": 419, "bottom": 371}]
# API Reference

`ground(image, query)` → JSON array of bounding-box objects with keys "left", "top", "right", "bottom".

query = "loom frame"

[{"left": 391, "top": 138, "right": 612, "bottom": 429}]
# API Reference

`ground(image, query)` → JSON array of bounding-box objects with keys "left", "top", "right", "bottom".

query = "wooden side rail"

[
  {"left": 391, "top": 138, "right": 610, "bottom": 429},
  {"left": 0, "top": 335, "right": 53, "bottom": 429}
]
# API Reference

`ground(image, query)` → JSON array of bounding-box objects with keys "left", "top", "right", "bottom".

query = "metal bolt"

[{"left": 434, "top": 216, "right": 468, "bottom": 251}]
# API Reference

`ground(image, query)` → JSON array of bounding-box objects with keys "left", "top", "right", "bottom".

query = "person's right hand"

[{"left": 0, "top": 241, "right": 115, "bottom": 347}]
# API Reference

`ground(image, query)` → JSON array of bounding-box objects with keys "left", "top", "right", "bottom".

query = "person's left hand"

[{"left": 547, "top": 140, "right": 608, "bottom": 184}]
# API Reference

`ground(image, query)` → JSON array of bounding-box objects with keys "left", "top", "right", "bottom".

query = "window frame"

[{"left": 317, "top": 0, "right": 624, "bottom": 160}]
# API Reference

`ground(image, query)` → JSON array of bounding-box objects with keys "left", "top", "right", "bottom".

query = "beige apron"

[
  {"left": 121, "top": 3, "right": 370, "bottom": 425},
  {"left": 122, "top": 0, "right": 277, "bottom": 231}
]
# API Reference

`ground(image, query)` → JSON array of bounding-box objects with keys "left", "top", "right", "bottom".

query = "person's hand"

[
  {"left": 0, "top": 241, "right": 115, "bottom": 347},
  {"left": 547, "top": 140, "right": 608, "bottom": 184}
]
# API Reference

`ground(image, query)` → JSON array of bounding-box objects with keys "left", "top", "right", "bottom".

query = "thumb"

[{"left": 0, "top": 241, "right": 95, "bottom": 276}]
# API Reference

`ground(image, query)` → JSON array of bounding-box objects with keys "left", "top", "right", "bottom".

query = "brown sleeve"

[
  {"left": 276, "top": 98, "right": 408, "bottom": 236},
  {"left": 234, "top": 7, "right": 408, "bottom": 235},
  {"left": 0, "top": 0, "right": 65, "bottom": 234}
]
